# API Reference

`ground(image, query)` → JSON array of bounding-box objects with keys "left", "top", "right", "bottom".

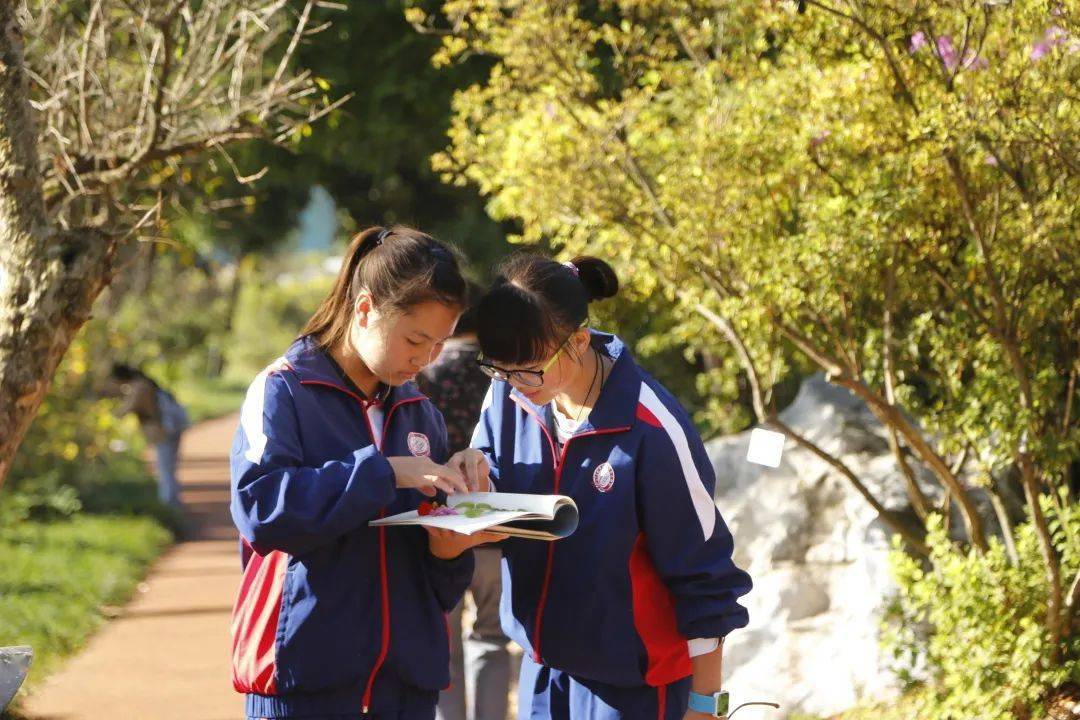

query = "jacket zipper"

[
  {"left": 299, "top": 380, "right": 425, "bottom": 713},
  {"left": 512, "top": 395, "right": 630, "bottom": 663}
]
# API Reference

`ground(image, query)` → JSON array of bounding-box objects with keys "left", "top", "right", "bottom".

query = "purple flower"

[
  {"left": 985, "top": 154, "right": 999, "bottom": 167},
  {"left": 937, "top": 35, "right": 959, "bottom": 70},
  {"left": 1032, "top": 25, "right": 1069, "bottom": 61},
  {"left": 910, "top": 31, "right": 927, "bottom": 53}
]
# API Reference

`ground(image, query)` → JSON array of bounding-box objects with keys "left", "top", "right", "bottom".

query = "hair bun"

[{"left": 570, "top": 256, "right": 619, "bottom": 302}]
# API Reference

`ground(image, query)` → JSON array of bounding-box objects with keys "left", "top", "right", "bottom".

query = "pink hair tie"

[{"left": 563, "top": 261, "right": 579, "bottom": 278}]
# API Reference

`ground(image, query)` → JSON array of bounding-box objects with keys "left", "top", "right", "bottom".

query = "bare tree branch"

[
  {"left": 28, "top": 0, "right": 340, "bottom": 229},
  {"left": 883, "top": 247, "right": 933, "bottom": 521},
  {"left": 690, "top": 300, "right": 930, "bottom": 558},
  {"left": 0, "top": 0, "right": 342, "bottom": 489}
]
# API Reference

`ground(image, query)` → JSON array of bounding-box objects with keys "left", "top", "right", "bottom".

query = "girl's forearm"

[{"left": 690, "top": 639, "right": 724, "bottom": 694}]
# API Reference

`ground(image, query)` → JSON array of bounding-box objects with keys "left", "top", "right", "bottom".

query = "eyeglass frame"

[{"left": 475, "top": 319, "right": 588, "bottom": 388}]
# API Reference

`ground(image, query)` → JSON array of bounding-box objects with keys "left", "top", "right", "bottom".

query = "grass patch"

[
  {"left": 0, "top": 515, "right": 172, "bottom": 714},
  {"left": 77, "top": 474, "right": 186, "bottom": 534},
  {"left": 173, "top": 374, "right": 247, "bottom": 424}
]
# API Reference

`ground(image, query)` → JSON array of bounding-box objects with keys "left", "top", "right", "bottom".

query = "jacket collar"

[{"left": 285, "top": 335, "right": 426, "bottom": 407}]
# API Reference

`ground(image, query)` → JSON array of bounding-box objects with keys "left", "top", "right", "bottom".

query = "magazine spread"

[{"left": 369, "top": 492, "right": 579, "bottom": 541}]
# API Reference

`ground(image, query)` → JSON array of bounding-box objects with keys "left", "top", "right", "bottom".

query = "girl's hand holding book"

[{"left": 425, "top": 527, "right": 508, "bottom": 559}]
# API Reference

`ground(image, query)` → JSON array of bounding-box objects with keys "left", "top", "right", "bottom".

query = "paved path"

[{"left": 22, "top": 414, "right": 242, "bottom": 720}]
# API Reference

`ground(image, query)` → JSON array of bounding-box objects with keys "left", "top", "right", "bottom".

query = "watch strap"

[{"left": 687, "top": 690, "right": 729, "bottom": 718}]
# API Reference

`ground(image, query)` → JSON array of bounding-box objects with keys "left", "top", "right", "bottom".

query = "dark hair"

[
  {"left": 109, "top": 363, "right": 159, "bottom": 390},
  {"left": 301, "top": 225, "right": 468, "bottom": 351},
  {"left": 476, "top": 254, "right": 618, "bottom": 364},
  {"left": 453, "top": 280, "right": 485, "bottom": 337}
]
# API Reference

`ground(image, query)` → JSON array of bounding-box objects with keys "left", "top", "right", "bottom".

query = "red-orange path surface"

[{"left": 22, "top": 413, "right": 242, "bottom": 720}]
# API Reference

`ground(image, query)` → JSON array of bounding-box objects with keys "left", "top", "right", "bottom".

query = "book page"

[
  {"left": 446, "top": 492, "right": 565, "bottom": 518},
  {"left": 404, "top": 509, "right": 529, "bottom": 535},
  {"left": 369, "top": 492, "right": 578, "bottom": 539}
]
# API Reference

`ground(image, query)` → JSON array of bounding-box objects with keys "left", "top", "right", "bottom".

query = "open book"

[{"left": 370, "top": 492, "right": 579, "bottom": 542}]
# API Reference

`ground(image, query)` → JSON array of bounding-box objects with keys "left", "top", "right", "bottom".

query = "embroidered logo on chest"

[
  {"left": 408, "top": 432, "right": 431, "bottom": 457},
  {"left": 592, "top": 461, "right": 615, "bottom": 493}
]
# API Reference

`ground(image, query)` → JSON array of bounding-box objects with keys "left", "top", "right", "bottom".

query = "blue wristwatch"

[{"left": 688, "top": 691, "right": 730, "bottom": 718}]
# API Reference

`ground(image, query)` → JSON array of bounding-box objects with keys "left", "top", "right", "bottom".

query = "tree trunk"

[{"left": 0, "top": 2, "right": 117, "bottom": 489}]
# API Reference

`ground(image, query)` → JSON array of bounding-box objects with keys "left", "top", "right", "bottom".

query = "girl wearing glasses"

[
  {"left": 471, "top": 254, "right": 752, "bottom": 720},
  {"left": 230, "top": 226, "right": 500, "bottom": 720}
]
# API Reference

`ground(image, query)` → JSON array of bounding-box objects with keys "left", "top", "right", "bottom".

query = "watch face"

[{"left": 715, "top": 692, "right": 730, "bottom": 716}]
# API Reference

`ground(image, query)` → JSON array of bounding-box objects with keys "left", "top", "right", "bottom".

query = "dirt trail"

[{"left": 21, "top": 414, "right": 243, "bottom": 720}]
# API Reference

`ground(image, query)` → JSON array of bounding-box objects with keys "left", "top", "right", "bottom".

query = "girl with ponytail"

[
  {"left": 471, "top": 254, "right": 753, "bottom": 720},
  {"left": 229, "top": 226, "right": 501, "bottom": 720}
]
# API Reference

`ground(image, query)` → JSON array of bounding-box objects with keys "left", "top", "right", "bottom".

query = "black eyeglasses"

[{"left": 475, "top": 320, "right": 587, "bottom": 388}]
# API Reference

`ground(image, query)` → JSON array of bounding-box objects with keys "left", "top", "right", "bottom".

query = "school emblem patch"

[
  {"left": 407, "top": 432, "right": 431, "bottom": 457},
  {"left": 592, "top": 462, "right": 615, "bottom": 493}
]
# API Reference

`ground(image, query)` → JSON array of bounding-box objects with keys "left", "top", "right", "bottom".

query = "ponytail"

[
  {"left": 300, "top": 225, "right": 467, "bottom": 351},
  {"left": 568, "top": 256, "right": 619, "bottom": 302}
]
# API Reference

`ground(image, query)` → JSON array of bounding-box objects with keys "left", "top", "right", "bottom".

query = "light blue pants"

[
  {"left": 518, "top": 655, "right": 690, "bottom": 720},
  {"left": 154, "top": 431, "right": 183, "bottom": 506},
  {"left": 437, "top": 548, "right": 511, "bottom": 720}
]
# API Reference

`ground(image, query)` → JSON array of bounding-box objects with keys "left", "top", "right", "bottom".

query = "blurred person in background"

[{"left": 106, "top": 363, "right": 190, "bottom": 507}]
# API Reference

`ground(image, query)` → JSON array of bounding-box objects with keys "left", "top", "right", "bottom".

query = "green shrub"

[
  {"left": 224, "top": 255, "right": 334, "bottom": 381},
  {"left": 6, "top": 336, "right": 149, "bottom": 500},
  {"left": 884, "top": 497, "right": 1080, "bottom": 720}
]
